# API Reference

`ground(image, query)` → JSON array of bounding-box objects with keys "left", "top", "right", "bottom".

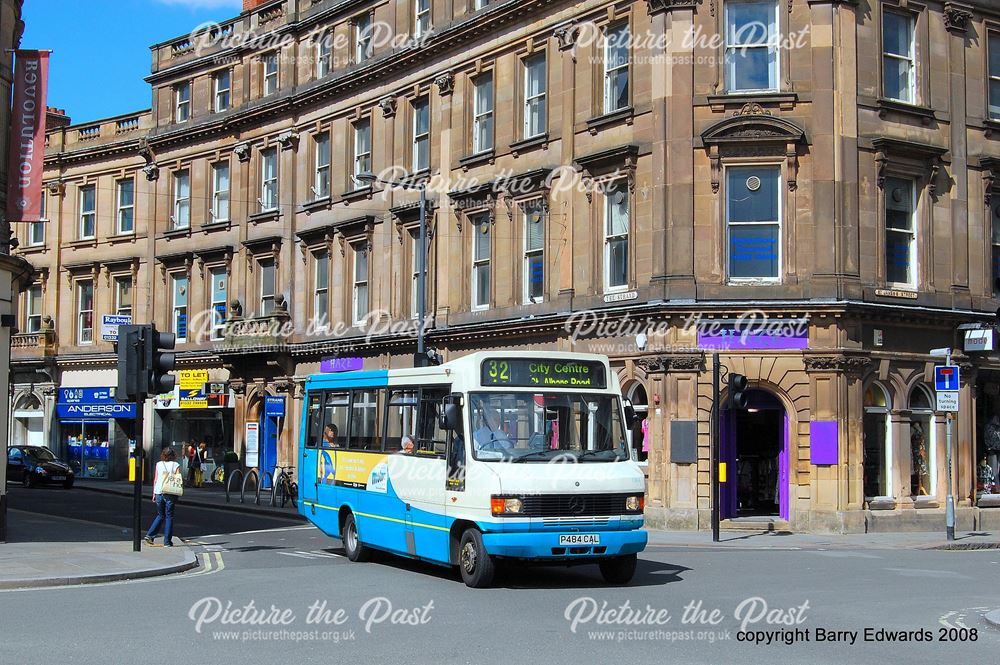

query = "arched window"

[
  {"left": 863, "top": 383, "right": 892, "bottom": 499},
  {"left": 909, "top": 385, "right": 935, "bottom": 497},
  {"left": 625, "top": 382, "right": 649, "bottom": 463}
]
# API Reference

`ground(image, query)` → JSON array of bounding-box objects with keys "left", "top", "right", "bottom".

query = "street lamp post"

[{"left": 356, "top": 172, "right": 428, "bottom": 366}]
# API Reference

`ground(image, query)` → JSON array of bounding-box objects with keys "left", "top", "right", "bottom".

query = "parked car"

[{"left": 7, "top": 446, "right": 75, "bottom": 489}]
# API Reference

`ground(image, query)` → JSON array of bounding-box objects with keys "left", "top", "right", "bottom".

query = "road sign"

[
  {"left": 936, "top": 391, "right": 959, "bottom": 412},
  {"left": 101, "top": 314, "right": 132, "bottom": 341},
  {"left": 935, "top": 365, "right": 960, "bottom": 392}
]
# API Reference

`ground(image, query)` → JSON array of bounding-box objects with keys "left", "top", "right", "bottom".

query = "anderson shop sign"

[{"left": 57, "top": 388, "right": 136, "bottom": 419}]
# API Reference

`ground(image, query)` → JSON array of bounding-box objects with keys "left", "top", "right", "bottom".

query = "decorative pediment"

[
  {"left": 701, "top": 113, "right": 805, "bottom": 193},
  {"left": 981, "top": 157, "right": 1000, "bottom": 206},
  {"left": 943, "top": 2, "right": 974, "bottom": 33},
  {"left": 574, "top": 145, "right": 639, "bottom": 199},
  {"left": 434, "top": 71, "right": 454, "bottom": 96},
  {"left": 646, "top": 0, "right": 702, "bottom": 15},
  {"left": 448, "top": 181, "right": 497, "bottom": 230},
  {"left": 871, "top": 137, "right": 947, "bottom": 196}
]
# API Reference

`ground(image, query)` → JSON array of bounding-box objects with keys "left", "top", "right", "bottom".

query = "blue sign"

[
  {"left": 264, "top": 396, "right": 286, "bottom": 418},
  {"left": 935, "top": 365, "right": 960, "bottom": 392},
  {"left": 57, "top": 387, "right": 136, "bottom": 420},
  {"left": 320, "top": 356, "right": 364, "bottom": 373}
]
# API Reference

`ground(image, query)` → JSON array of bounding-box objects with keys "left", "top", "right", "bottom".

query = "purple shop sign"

[
  {"left": 810, "top": 420, "right": 839, "bottom": 465},
  {"left": 697, "top": 326, "right": 809, "bottom": 351},
  {"left": 320, "top": 356, "right": 364, "bottom": 373}
]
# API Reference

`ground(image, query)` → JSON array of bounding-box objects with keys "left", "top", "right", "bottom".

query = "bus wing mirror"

[
  {"left": 623, "top": 399, "right": 639, "bottom": 427},
  {"left": 444, "top": 403, "right": 463, "bottom": 434}
]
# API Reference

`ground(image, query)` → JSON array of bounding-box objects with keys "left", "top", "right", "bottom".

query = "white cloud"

[{"left": 155, "top": 0, "right": 243, "bottom": 10}]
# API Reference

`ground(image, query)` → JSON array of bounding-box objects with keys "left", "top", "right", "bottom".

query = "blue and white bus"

[{"left": 298, "top": 351, "right": 647, "bottom": 588}]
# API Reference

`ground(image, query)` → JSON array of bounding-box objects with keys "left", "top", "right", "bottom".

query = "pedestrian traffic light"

[
  {"left": 146, "top": 325, "right": 177, "bottom": 395},
  {"left": 116, "top": 325, "right": 143, "bottom": 402},
  {"left": 728, "top": 373, "right": 749, "bottom": 410}
]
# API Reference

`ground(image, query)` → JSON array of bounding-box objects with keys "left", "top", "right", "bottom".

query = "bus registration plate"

[{"left": 559, "top": 534, "right": 600, "bottom": 546}]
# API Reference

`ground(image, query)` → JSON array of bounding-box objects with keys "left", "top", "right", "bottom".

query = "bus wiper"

[
  {"left": 511, "top": 450, "right": 558, "bottom": 463},
  {"left": 575, "top": 449, "right": 617, "bottom": 461}
]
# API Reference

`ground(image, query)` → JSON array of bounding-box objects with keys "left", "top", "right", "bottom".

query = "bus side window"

[
  {"left": 385, "top": 389, "right": 418, "bottom": 453},
  {"left": 418, "top": 387, "right": 449, "bottom": 454},
  {"left": 322, "top": 392, "right": 350, "bottom": 449},
  {"left": 305, "top": 392, "right": 323, "bottom": 448},
  {"left": 349, "top": 389, "right": 380, "bottom": 450}
]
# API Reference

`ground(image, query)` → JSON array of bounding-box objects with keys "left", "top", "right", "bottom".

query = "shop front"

[
  {"left": 152, "top": 369, "right": 235, "bottom": 480},
  {"left": 55, "top": 387, "right": 136, "bottom": 480}
]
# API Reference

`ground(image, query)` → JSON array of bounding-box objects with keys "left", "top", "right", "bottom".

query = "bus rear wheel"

[
  {"left": 342, "top": 513, "right": 370, "bottom": 562},
  {"left": 458, "top": 529, "right": 495, "bottom": 588},
  {"left": 599, "top": 554, "right": 637, "bottom": 585}
]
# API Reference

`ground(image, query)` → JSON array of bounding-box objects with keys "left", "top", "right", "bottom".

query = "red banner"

[{"left": 5, "top": 50, "right": 50, "bottom": 223}]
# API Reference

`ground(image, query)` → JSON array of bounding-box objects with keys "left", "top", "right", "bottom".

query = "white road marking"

[
  {"left": 196, "top": 524, "right": 315, "bottom": 539},
  {"left": 277, "top": 550, "right": 343, "bottom": 560}
]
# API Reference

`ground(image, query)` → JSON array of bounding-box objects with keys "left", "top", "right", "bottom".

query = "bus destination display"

[{"left": 481, "top": 358, "right": 607, "bottom": 388}]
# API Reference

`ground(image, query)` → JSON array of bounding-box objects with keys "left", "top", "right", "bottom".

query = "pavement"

[
  {"left": 74, "top": 478, "right": 304, "bottom": 520},
  {"left": 645, "top": 527, "right": 1000, "bottom": 550},
  {"left": 0, "top": 508, "right": 197, "bottom": 590}
]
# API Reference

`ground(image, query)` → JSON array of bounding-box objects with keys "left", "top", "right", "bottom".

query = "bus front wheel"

[
  {"left": 342, "top": 513, "right": 371, "bottom": 562},
  {"left": 599, "top": 554, "right": 637, "bottom": 585},
  {"left": 458, "top": 529, "right": 495, "bottom": 588}
]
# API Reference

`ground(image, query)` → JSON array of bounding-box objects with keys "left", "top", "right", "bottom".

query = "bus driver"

[{"left": 473, "top": 407, "right": 513, "bottom": 451}]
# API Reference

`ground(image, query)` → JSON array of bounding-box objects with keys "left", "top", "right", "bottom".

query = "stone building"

[{"left": 13, "top": 0, "right": 1000, "bottom": 531}]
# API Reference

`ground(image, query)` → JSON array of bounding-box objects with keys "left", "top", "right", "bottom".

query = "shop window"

[
  {"left": 909, "top": 385, "right": 935, "bottom": 498},
  {"left": 882, "top": 9, "right": 915, "bottom": 103},
  {"left": 725, "top": 0, "right": 779, "bottom": 93},
  {"left": 727, "top": 166, "right": 780, "bottom": 281},
  {"left": 349, "top": 389, "right": 380, "bottom": 450},
  {"left": 863, "top": 383, "right": 891, "bottom": 499},
  {"left": 603, "top": 180, "right": 630, "bottom": 292},
  {"left": 626, "top": 382, "right": 649, "bottom": 463},
  {"left": 63, "top": 422, "right": 110, "bottom": 479},
  {"left": 884, "top": 176, "right": 916, "bottom": 287}
]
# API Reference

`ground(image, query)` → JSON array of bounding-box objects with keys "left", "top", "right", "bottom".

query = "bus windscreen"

[{"left": 481, "top": 358, "right": 607, "bottom": 389}]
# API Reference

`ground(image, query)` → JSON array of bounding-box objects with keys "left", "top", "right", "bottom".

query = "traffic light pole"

[
  {"left": 712, "top": 352, "right": 720, "bottom": 543},
  {"left": 132, "top": 330, "right": 145, "bottom": 553}
]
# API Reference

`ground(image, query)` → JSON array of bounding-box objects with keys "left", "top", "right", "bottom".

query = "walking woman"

[{"left": 144, "top": 447, "right": 180, "bottom": 547}]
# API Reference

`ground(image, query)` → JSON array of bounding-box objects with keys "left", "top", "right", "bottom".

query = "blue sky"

[{"left": 21, "top": 0, "right": 243, "bottom": 125}]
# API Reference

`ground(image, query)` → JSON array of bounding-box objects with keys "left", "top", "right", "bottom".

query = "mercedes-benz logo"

[{"left": 568, "top": 496, "right": 586, "bottom": 515}]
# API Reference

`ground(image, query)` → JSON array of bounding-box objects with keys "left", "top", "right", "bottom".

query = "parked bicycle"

[{"left": 271, "top": 465, "right": 298, "bottom": 509}]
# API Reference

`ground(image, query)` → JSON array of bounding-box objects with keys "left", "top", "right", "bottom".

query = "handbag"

[{"left": 160, "top": 463, "right": 184, "bottom": 497}]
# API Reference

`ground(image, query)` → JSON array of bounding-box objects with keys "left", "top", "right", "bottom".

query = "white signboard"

[
  {"left": 101, "top": 314, "right": 132, "bottom": 341},
  {"left": 964, "top": 329, "right": 994, "bottom": 352},
  {"left": 245, "top": 422, "right": 260, "bottom": 467},
  {"left": 936, "top": 391, "right": 959, "bottom": 413}
]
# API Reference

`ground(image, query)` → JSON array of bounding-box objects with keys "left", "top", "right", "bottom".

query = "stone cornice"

[
  {"left": 803, "top": 353, "right": 873, "bottom": 376},
  {"left": 635, "top": 354, "right": 705, "bottom": 373}
]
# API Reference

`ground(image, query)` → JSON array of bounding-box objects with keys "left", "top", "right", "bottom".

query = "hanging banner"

[{"left": 5, "top": 50, "right": 50, "bottom": 223}]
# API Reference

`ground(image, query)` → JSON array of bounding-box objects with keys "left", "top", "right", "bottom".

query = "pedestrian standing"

[
  {"left": 186, "top": 443, "right": 199, "bottom": 485},
  {"left": 144, "top": 448, "right": 181, "bottom": 547}
]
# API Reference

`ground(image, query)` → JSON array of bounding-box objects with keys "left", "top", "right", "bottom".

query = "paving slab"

[{"left": 645, "top": 527, "right": 1000, "bottom": 550}]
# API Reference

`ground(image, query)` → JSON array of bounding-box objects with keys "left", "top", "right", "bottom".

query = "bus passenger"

[{"left": 323, "top": 424, "right": 338, "bottom": 447}]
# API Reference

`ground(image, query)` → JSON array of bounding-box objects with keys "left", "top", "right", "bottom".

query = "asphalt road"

[{"left": 3, "top": 487, "right": 1000, "bottom": 665}]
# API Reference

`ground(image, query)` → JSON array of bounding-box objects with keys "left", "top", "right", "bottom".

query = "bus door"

[
  {"left": 300, "top": 392, "right": 322, "bottom": 509},
  {"left": 317, "top": 391, "right": 351, "bottom": 530},
  {"left": 408, "top": 387, "right": 450, "bottom": 563}
]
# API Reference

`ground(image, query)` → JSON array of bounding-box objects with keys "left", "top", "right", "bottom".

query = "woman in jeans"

[{"left": 144, "top": 447, "right": 180, "bottom": 547}]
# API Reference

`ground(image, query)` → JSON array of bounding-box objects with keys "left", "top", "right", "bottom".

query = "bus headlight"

[
  {"left": 491, "top": 496, "right": 523, "bottom": 515},
  {"left": 625, "top": 495, "right": 644, "bottom": 513}
]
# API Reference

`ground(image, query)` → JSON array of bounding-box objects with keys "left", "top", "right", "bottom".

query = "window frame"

[
  {"left": 989, "top": 31, "right": 1000, "bottom": 121},
  {"left": 171, "top": 272, "right": 189, "bottom": 343},
  {"left": 260, "top": 148, "right": 279, "bottom": 212},
  {"left": 172, "top": 169, "right": 191, "bottom": 230},
  {"left": 352, "top": 118, "right": 372, "bottom": 188},
  {"left": 412, "top": 97, "right": 430, "bottom": 172},
  {"left": 76, "top": 279, "right": 94, "bottom": 345},
  {"left": 522, "top": 53, "right": 547, "bottom": 139},
  {"left": 471, "top": 213, "right": 491, "bottom": 311},
  {"left": 908, "top": 385, "right": 937, "bottom": 498},
  {"left": 354, "top": 12, "right": 373, "bottom": 63},
  {"left": 175, "top": 81, "right": 191, "bottom": 122},
  {"left": 602, "top": 180, "right": 631, "bottom": 293},
  {"left": 313, "top": 132, "right": 331, "bottom": 199},
  {"left": 24, "top": 283, "right": 42, "bottom": 334},
  {"left": 724, "top": 0, "right": 780, "bottom": 94},
  {"left": 602, "top": 23, "right": 631, "bottom": 114},
  {"left": 863, "top": 382, "right": 893, "bottom": 500},
  {"left": 410, "top": 232, "right": 421, "bottom": 319},
  {"left": 29, "top": 191, "right": 45, "bottom": 245},
  {"left": 213, "top": 69, "right": 231, "bottom": 113},
  {"left": 211, "top": 161, "right": 230, "bottom": 223},
  {"left": 114, "top": 275, "right": 133, "bottom": 318},
  {"left": 258, "top": 258, "right": 276, "bottom": 317},
  {"left": 725, "top": 164, "right": 783, "bottom": 283},
  {"left": 263, "top": 52, "right": 280, "bottom": 96},
  {"left": 883, "top": 175, "right": 918, "bottom": 289},
  {"left": 313, "top": 249, "right": 329, "bottom": 330},
  {"left": 881, "top": 8, "right": 916, "bottom": 104},
  {"left": 115, "top": 178, "right": 135, "bottom": 235},
  {"left": 472, "top": 72, "right": 494, "bottom": 154},
  {"left": 414, "top": 0, "right": 431, "bottom": 38},
  {"left": 209, "top": 266, "right": 227, "bottom": 341},
  {"left": 522, "top": 198, "right": 545, "bottom": 304},
  {"left": 316, "top": 33, "right": 333, "bottom": 78},
  {"left": 78, "top": 185, "right": 96, "bottom": 240},
  {"left": 352, "top": 242, "right": 370, "bottom": 325}
]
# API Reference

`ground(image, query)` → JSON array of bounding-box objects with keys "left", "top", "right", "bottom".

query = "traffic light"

[
  {"left": 116, "top": 325, "right": 144, "bottom": 402},
  {"left": 728, "top": 373, "right": 749, "bottom": 410},
  {"left": 147, "top": 324, "right": 177, "bottom": 395}
]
